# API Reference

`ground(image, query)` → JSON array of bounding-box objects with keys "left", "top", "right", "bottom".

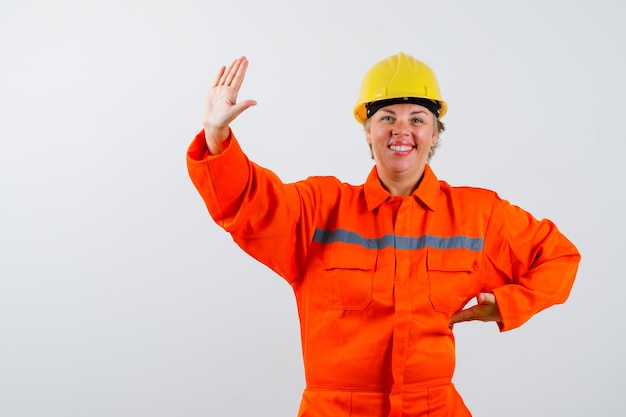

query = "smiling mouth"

[{"left": 389, "top": 145, "right": 415, "bottom": 152}]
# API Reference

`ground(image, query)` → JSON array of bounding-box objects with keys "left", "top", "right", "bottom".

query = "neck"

[{"left": 379, "top": 167, "right": 426, "bottom": 196}]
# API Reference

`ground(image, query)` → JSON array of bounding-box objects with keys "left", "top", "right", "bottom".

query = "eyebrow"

[{"left": 380, "top": 109, "right": 428, "bottom": 115}]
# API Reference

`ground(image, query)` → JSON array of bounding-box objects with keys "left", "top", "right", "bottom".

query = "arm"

[
  {"left": 187, "top": 135, "right": 310, "bottom": 283},
  {"left": 187, "top": 57, "right": 321, "bottom": 283},
  {"left": 450, "top": 197, "right": 580, "bottom": 330},
  {"left": 487, "top": 201, "right": 580, "bottom": 331}
]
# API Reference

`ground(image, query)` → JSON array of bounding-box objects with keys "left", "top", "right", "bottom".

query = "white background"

[{"left": 1, "top": 1, "right": 624, "bottom": 416}]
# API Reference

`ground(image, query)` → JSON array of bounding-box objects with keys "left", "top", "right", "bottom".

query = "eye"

[
  {"left": 412, "top": 117, "right": 424, "bottom": 124},
  {"left": 381, "top": 115, "right": 394, "bottom": 122}
]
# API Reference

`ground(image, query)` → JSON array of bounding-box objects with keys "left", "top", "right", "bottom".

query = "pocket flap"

[
  {"left": 323, "top": 243, "right": 377, "bottom": 270},
  {"left": 427, "top": 248, "right": 479, "bottom": 272}
]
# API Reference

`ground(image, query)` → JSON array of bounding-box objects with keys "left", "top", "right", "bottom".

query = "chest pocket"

[
  {"left": 322, "top": 244, "right": 378, "bottom": 310},
  {"left": 427, "top": 248, "right": 481, "bottom": 314}
]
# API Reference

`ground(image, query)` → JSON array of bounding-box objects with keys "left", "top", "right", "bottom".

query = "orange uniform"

[{"left": 187, "top": 130, "right": 580, "bottom": 417}]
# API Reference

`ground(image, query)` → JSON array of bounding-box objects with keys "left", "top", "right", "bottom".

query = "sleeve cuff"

[{"left": 187, "top": 128, "right": 233, "bottom": 161}]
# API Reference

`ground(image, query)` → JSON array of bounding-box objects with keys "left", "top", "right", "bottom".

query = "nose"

[{"left": 392, "top": 120, "right": 411, "bottom": 136}]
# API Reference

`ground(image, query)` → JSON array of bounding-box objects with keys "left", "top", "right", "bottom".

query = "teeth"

[{"left": 389, "top": 145, "right": 413, "bottom": 152}]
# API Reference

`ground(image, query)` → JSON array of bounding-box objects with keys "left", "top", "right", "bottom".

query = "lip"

[{"left": 388, "top": 142, "right": 416, "bottom": 154}]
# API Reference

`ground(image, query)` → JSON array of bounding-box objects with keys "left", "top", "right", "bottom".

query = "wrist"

[{"left": 203, "top": 125, "right": 230, "bottom": 155}]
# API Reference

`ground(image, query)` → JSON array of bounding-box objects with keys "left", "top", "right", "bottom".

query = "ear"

[
  {"left": 430, "top": 115, "right": 440, "bottom": 146},
  {"left": 430, "top": 128, "right": 438, "bottom": 147},
  {"left": 365, "top": 124, "right": 372, "bottom": 145}
]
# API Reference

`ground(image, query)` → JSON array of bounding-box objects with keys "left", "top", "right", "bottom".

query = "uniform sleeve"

[
  {"left": 482, "top": 196, "right": 581, "bottom": 331},
  {"left": 186, "top": 129, "right": 319, "bottom": 284}
]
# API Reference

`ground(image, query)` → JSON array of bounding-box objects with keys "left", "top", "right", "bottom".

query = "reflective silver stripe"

[{"left": 312, "top": 228, "right": 484, "bottom": 251}]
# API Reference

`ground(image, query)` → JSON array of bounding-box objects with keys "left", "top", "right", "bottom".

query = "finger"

[
  {"left": 224, "top": 56, "right": 244, "bottom": 86},
  {"left": 449, "top": 304, "right": 492, "bottom": 325},
  {"left": 211, "top": 65, "right": 226, "bottom": 88},
  {"left": 450, "top": 306, "right": 480, "bottom": 324},
  {"left": 451, "top": 303, "right": 501, "bottom": 326},
  {"left": 229, "top": 56, "right": 249, "bottom": 92},
  {"left": 478, "top": 292, "right": 502, "bottom": 322},
  {"left": 230, "top": 99, "right": 257, "bottom": 115},
  {"left": 218, "top": 58, "right": 238, "bottom": 86},
  {"left": 477, "top": 292, "right": 496, "bottom": 305},
  {"left": 238, "top": 99, "right": 257, "bottom": 111}
]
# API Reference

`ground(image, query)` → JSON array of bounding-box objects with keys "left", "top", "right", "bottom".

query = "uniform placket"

[{"left": 389, "top": 198, "right": 414, "bottom": 417}]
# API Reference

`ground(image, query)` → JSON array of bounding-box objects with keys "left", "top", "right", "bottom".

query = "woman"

[{"left": 186, "top": 53, "right": 580, "bottom": 417}]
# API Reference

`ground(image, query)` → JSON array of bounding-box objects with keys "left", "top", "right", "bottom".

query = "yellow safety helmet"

[{"left": 353, "top": 52, "right": 448, "bottom": 124}]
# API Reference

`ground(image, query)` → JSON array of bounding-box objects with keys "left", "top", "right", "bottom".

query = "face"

[{"left": 365, "top": 103, "right": 438, "bottom": 184}]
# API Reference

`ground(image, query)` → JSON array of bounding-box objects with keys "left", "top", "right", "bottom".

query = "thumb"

[
  {"left": 222, "top": 99, "right": 257, "bottom": 127},
  {"left": 477, "top": 292, "right": 496, "bottom": 305},
  {"left": 238, "top": 99, "right": 257, "bottom": 112}
]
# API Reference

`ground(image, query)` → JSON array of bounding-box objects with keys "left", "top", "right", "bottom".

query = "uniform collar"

[{"left": 364, "top": 164, "right": 440, "bottom": 211}]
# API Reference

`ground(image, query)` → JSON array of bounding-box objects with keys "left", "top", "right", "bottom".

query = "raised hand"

[{"left": 202, "top": 56, "right": 257, "bottom": 154}]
